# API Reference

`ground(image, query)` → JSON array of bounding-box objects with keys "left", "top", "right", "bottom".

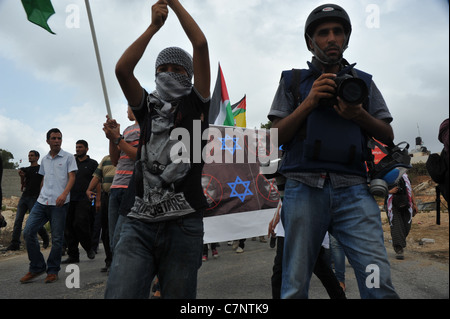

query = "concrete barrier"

[{"left": 1, "top": 169, "right": 22, "bottom": 198}]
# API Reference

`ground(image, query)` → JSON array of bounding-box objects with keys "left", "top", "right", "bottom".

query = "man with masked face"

[
  {"left": 268, "top": 4, "right": 398, "bottom": 298},
  {"left": 104, "top": 0, "right": 210, "bottom": 299}
]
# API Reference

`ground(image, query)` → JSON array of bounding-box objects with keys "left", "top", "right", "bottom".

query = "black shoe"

[
  {"left": 6, "top": 244, "right": 20, "bottom": 251},
  {"left": 42, "top": 240, "right": 49, "bottom": 249},
  {"left": 61, "top": 256, "right": 80, "bottom": 264},
  {"left": 100, "top": 265, "right": 110, "bottom": 273},
  {"left": 87, "top": 249, "right": 95, "bottom": 260}
]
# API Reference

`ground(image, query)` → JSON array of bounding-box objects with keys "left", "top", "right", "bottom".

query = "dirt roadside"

[{"left": 381, "top": 174, "right": 448, "bottom": 262}]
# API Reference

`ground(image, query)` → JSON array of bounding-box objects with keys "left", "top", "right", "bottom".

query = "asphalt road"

[{"left": 0, "top": 238, "right": 448, "bottom": 300}]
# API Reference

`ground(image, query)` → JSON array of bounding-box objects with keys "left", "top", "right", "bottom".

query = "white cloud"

[{"left": 0, "top": 0, "right": 448, "bottom": 167}]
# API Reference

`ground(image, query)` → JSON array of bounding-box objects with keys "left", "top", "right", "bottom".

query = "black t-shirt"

[
  {"left": 70, "top": 156, "right": 98, "bottom": 201},
  {"left": 22, "top": 165, "right": 43, "bottom": 197},
  {"left": 127, "top": 88, "right": 210, "bottom": 222}
]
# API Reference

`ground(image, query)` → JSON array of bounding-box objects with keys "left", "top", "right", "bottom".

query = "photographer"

[{"left": 268, "top": 4, "right": 398, "bottom": 298}]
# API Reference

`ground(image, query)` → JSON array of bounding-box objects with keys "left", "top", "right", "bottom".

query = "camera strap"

[
  {"left": 285, "top": 68, "right": 309, "bottom": 140},
  {"left": 289, "top": 68, "right": 303, "bottom": 108}
]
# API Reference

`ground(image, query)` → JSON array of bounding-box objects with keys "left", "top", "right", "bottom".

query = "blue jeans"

[
  {"left": 23, "top": 202, "right": 68, "bottom": 274},
  {"left": 11, "top": 196, "right": 48, "bottom": 246},
  {"left": 330, "top": 233, "right": 346, "bottom": 283},
  {"left": 281, "top": 178, "right": 399, "bottom": 299},
  {"left": 108, "top": 188, "right": 127, "bottom": 252},
  {"left": 104, "top": 211, "right": 204, "bottom": 299}
]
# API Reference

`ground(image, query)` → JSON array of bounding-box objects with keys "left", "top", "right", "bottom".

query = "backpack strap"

[{"left": 282, "top": 68, "right": 309, "bottom": 109}]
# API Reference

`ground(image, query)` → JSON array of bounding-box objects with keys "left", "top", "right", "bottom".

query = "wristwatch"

[{"left": 113, "top": 135, "right": 123, "bottom": 145}]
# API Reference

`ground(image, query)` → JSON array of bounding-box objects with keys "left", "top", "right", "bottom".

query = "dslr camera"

[{"left": 321, "top": 74, "right": 369, "bottom": 107}]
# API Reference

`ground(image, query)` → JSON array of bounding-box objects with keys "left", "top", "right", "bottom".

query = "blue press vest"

[{"left": 279, "top": 63, "right": 373, "bottom": 177}]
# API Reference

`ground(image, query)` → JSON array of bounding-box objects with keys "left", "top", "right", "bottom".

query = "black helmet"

[{"left": 304, "top": 4, "right": 352, "bottom": 50}]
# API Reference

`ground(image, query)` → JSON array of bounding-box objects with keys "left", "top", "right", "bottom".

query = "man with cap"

[
  {"left": 268, "top": 4, "right": 399, "bottom": 298},
  {"left": 104, "top": 0, "right": 210, "bottom": 299}
]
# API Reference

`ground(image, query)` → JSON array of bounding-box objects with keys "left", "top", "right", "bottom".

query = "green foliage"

[
  {"left": 408, "top": 162, "right": 429, "bottom": 179},
  {"left": 260, "top": 120, "right": 272, "bottom": 129},
  {"left": 0, "top": 149, "right": 18, "bottom": 169}
]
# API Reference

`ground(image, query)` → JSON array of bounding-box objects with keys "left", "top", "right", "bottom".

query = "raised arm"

[
  {"left": 168, "top": 0, "right": 210, "bottom": 98},
  {"left": 115, "top": 0, "right": 169, "bottom": 107}
]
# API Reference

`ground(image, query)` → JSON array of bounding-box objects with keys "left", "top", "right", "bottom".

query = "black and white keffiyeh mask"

[{"left": 153, "top": 47, "right": 193, "bottom": 103}]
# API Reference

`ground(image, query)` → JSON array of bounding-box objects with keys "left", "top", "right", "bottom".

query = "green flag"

[{"left": 22, "top": 0, "right": 56, "bottom": 34}]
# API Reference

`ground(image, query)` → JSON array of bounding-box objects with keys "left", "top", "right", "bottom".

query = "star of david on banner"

[
  {"left": 228, "top": 176, "right": 253, "bottom": 202},
  {"left": 220, "top": 134, "right": 241, "bottom": 155},
  {"left": 202, "top": 125, "right": 281, "bottom": 243}
]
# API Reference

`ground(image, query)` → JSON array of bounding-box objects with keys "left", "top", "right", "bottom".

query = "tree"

[
  {"left": 260, "top": 120, "right": 272, "bottom": 129},
  {"left": 0, "top": 149, "right": 18, "bottom": 169}
]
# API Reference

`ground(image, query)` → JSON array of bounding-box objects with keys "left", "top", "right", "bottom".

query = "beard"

[{"left": 316, "top": 44, "right": 344, "bottom": 65}]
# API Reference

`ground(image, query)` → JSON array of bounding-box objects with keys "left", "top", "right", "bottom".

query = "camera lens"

[
  {"left": 369, "top": 179, "right": 388, "bottom": 197},
  {"left": 337, "top": 77, "right": 368, "bottom": 104}
]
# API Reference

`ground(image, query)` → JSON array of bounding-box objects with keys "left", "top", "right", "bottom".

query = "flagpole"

[{"left": 84, "top": 0, "right": 112, "bottom": 118}]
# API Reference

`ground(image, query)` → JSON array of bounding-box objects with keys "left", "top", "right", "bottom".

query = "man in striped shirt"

[{"left": 103, "top": 106, "right": 140, "bottom": 252}]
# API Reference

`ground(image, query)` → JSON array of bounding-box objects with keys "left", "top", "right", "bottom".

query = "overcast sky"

[{"left": 0, "top": 0, "right": 448, "bottom": 167}]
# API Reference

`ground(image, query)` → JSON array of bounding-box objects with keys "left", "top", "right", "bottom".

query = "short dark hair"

[
  {"left": 76, "top": 140, "right": 88, "bottom": 148},
  {"left": 46, "top": 128, "right": 62, "bottom": 140},
  {"left": 30, "top": 150, "right": 40, "bottom": 158}
]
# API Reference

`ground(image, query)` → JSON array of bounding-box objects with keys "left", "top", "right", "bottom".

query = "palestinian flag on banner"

[
  {"left": 22, "top": 0, "right": 56, "bottom": 34},
  {"left": 232, "top": 95, "right": 246, "bottom": 128},
  {"left": 209, "top": 63, "right": 235, "bottom": 126}
]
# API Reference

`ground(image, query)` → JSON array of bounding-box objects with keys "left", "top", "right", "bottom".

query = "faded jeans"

[
  {"left": 23, "top": 202, "right": 68, "bottom": 274},
  {"left": 330, "top": 233, "right": 346, "bottom": 284},
  {"left": 281, "top": 178, "right": 399, "bottom": 299},
  {"left": 104, "top": 211, "right": 204, "bottom": 299},
  {"left": 11, "top": 195, "right": 48, "bottom": 246}
]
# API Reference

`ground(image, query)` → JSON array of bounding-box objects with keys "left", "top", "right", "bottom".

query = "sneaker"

[
  {"left": 202, "top": 255, "right": 208, "bottom": 262},
  {"left": 232, "top": 241, "right": 239, "bottom": 250},
  {"left": 44, "top": 274, "right": 58, "bottom": 283},
  {"left": 395, "top": 251, "right": 404, "bottom": 260},
  {"left": 236, "top": 247, "right": 244, "bottom": 253},
  {"left": 212, "top": 249, "right": 219, "bottom": 258},
  {"left": 20, "top": 271, "right": 45, "bottom": 284},
  {"left": 395, "top": 247, "right": 404, "bottom": 260},
  {"left": 259, "top": 236, "right": 267, "bottom": 243}
]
